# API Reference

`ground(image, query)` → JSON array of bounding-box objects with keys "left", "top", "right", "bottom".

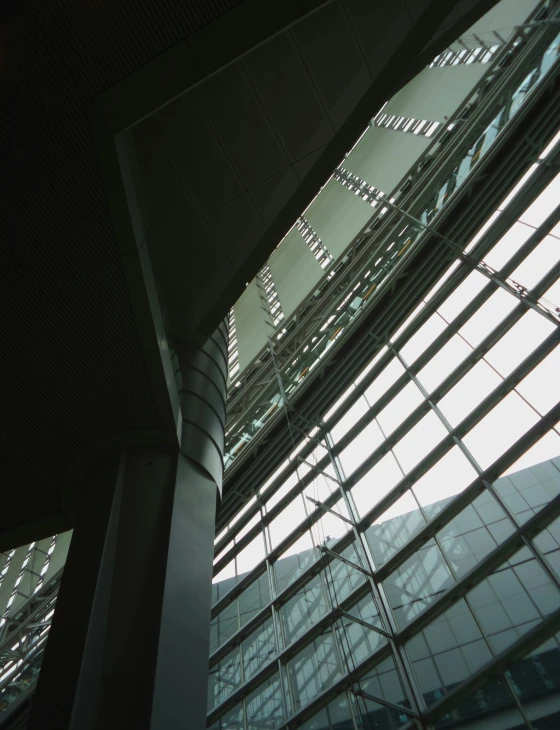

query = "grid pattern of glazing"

[
  {"left": 223, "top": 16, "right": 560, "bottom": 474},
  {"left": 207, "top": 141, "right": 560, "bottom": 729}
]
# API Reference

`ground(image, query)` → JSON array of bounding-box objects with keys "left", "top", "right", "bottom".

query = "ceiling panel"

[
  {"left": 242, "top": 31, "right": 334, "bottom": 162},
  {"left": 158, "top": 220, "right": 236, "bottom": 311},
  {"left": 134, "top": 143, "right": 201, "bottom": 237},
  {"left": 344, "top": 126, "right": 431, "bottom": 194},
  {"left": 383, "top": 63, "right": 489, "bottom": 123},
  {"left": 304, "top": 178, "right": 372, "bottom": 260},
  {"left": 153, "top": 95, "right": 245, "bottom": 216},
  {"left": 343, "top": 0, "right": 416, "bottom": 76},
  {"left": 268, "top": 228, "right": 324, "bottom": 319},
  {"left": 195, "top": 63, "right": 290, "bottom": 189},
  {"left": 294, "top": 146, "right": 328, "bottom": 181},
  {"left": 206, "top": 194, "right": 268, "bottom": 269},
  {"left": 249, "top": 167, "right": 300, "bottom": 226},
  {"left": 234, "top": 281, "right": 270, "bottom": 372},
  {"left": 292, "top": 2, "right": 371, "bottom": 130}
]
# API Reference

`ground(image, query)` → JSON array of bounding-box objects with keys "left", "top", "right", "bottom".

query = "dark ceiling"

[
  {"left": 0, "top": 0, "right": 497, "bottom": 549},
  {"left": 0, "top": 0, "right": 244, "bottom": 537}
]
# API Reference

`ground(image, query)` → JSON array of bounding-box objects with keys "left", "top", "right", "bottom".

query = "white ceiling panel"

[
  {"left": 344, "top": 126, "right": 431, "bottom": 195},
  {"left": 304, "top": 179, "right": 373, "bottom": 261},
  {"left": 234, "top": 280, "right": 269, "bottom": 373},
  {"left": 268, "top": 228, "right": 324, "bottom": 319},
  {"left": 383, "top": 63, "right": 489, "bottom": 123}
]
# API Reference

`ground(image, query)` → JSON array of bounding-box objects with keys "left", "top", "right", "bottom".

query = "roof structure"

[{"left": 0, "top": 0, "right": 501, "bottom": 550}]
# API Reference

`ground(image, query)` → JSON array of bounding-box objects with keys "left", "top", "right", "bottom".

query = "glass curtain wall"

[{"left": 208, "top": 129, "right": 560, "bottom": 729}]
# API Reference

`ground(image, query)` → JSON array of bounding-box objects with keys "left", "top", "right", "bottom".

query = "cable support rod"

[
  {"left": 336, "top": 608, "right": 391, "bottom": 638},
  {"left": 320, "top": 546, "right": 373, "bottom": 577},
  {"left": 352, "top": 688, "right": 420, "bottom": 718},
  {"left": 306, "top": 497, "right": 354, "bottom": 525}
]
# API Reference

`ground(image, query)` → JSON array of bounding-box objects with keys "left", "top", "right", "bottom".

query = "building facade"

[
  {"left": 1, "top": 1, "right": 560, "bottom": 728},
  {"left": 208, "top": 458, "right": 560, "bottom": 729}
]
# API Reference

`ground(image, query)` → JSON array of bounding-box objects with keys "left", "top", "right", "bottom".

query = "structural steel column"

[{"left": 28, "top": 323, "right": 228, "bottom": 730}]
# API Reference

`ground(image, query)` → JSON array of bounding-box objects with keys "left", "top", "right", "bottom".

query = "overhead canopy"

[
  {"left": 449, "top": 0, "right": 540, "bottom": 50},
  {"left": 234, "top": 281, "right": 270, "bottom": 373},
  {"left": 383, "top": 63, "right": 490, "bottom": 122},
  {"left": 344, "top": 127, "right": 432, "bottom": 194},
  {"left": 268, "top": 229, "right": 325, "bottom": 320}
]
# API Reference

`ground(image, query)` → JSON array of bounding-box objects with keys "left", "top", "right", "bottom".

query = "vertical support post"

[{"left": 28, "top": 323, "right": 229, "bottom": 730}]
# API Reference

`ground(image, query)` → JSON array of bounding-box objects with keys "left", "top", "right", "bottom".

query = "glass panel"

[
  {"left": 494, "top": 457, "right": 560, "bottom": 526},
  {"left": 399, "top": 312, "right": 447, "bottom": 365},
  {"left": 310, "top": 496, "right": 352, "bottom": 547},
  {"left": 467, "top": 547, "right": 560, "bottom": 655},
  {"left": 299, "top": 692, "right": 355, "bottom": 730},
  {"left": 507, "top": 634, "right": 560, "bottom": 728},
  {"left": 331, "top": 396, "right": 369, "bottom": 443},
  {"left": 463, "top": 392, "right": 540, "bottom": 470},
  {"left": 208, "top": 646, "right": 242, "bottom": 711},
  {"left": 484, "top": 221, "right": 533, "bottom": 271},
  {"left": 287, "top": 628, "right": 342, "bottom": 713},
  {"left": 211, "top": 602, "right": 239, "bottom": 653},
  {"left": 303, "top": 463, "right": 339, "bottom": 506},
  {"left": 350, "top": 452, "right": 403, "bottom": 518},
  {"left": 411, "top": 445, "right": 478, "bottom": 519},
  {"left": 458, "top": 288, "right": 518, "bottom": 348},
  {"left": 338, "top": 418, "right": 385, "bottom": 477},
  {"left": 366, "top": 491, "right": 426, "bottom": 567},
  {"left": 511, "top": 234, "right": 560, "bottom": 290},
  {"left": 325, "top": 542, "right": 367, "bottom": 604},
  {"left": 519, "top": 174, "right": 560, "bottom": 229},
  {"left": 484, "top": 309, "right": 556, "bottom": 378},
  {"left": 434, "top": 675, "right": 524, "bottom": 729},
  {"left": 211, "top": 703, "right": 244, "bottom": 730},
  {"left": 245, "top": 672, "right": 285, "bottom": 730},
  {"left": 437, "top": 270, "right": 487, "bottom": 323},
  {"left": 324, "top": 383, "right": 356, "bottom": 423},
  {"left": 417, "top": 333, "right": 472, "bottom": 393},
  {"left": 236, "top": 533, "right": 266, "bottom": 576},
  {"left": 516, "top": 345, "right": 560, "bottom": 415},
  {"left": 408, "top": 600, "right": 491, "bottom": 708},
  {"left": 242, "top": 618, "right": 276, "bottom": 682},
  {"left": 503, "top": 426, "right": 560, "bottom": 476},
  {"left": 265, "top": 470, "right": 299, "bottom": 510},
  {"left": 280, "top": 574, "right": 329, "bottom": 646},
  {"left": 393, "top": 411, "right": 448, "bottom": 473},
  {"left": 269, "top": 494, "right": 308, "bottom": 550},
  {"left": 273, "top": 531, "right": 318, "bottom": 596},
  {"left": 377, "top": 381, "right": 424, "bottom": 436},
  {"left": 213, "top": 563, "right": 237, "bottom": 599},
  {"left": 438, "top": 359, "right": 502, "bottom": 428},
  {"left": 354, "top": 656, "right": 412, "bottom": 728},
  {"left": 364, "top": 359, "right": 405, "bottom": 408},
  {"left": 438, "top": 489, "right": 515, "bottom": 579},
  {"left": 355, "top": 347, "right": 388, "bottom": 386},
  {"left": 384, "top": 542, "right": 455, "bottom": 627},
  {"left": 337, "top": 592, "right": 387, "bottom": 666},
  {"left": 239, "top": 572, "right": 271, "bottom": 629}
]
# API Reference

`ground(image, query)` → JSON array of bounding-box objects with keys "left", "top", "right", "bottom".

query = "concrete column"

[{"left": 28, "top": 323, "right": 228, "bottom": 730}]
